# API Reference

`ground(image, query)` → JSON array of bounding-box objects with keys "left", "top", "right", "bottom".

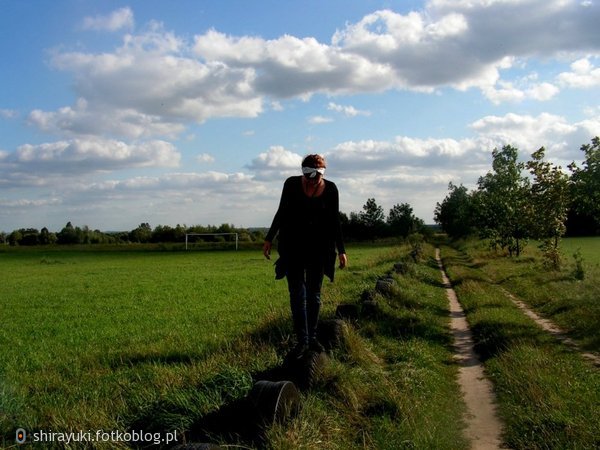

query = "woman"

[{"left": 263, "top": 154, "right": 348, "bottom": 357}]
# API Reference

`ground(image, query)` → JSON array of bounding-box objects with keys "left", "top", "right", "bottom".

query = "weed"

[{"left": 572, "top": 248, "right": 585, "bottom": 280}]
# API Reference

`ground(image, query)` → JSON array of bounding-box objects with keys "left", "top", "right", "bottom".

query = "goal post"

[{"left": 185, "top": 232, "right": 239, "bottom": 250}]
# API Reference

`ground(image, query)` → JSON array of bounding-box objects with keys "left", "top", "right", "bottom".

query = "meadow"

[{"left": 1, "top": 238, "right": 599, "bottom": 449}]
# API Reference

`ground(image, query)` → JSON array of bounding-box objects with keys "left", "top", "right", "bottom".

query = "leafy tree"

[
  {"left": 359, "top": 198, "right": 386, "bottom": 239},
  {"left": 434, "top": 182, "right": 474, "bottom": 238},
  {"left": 129, "top": 223, "right": 152, "bottom": 243},
  {"left": 474, "top": 145, "right": 530, "bottom": 256},
  {"left": 57, "top": 222, "right": 80, "bottom": 245},
  {"left": 8, "top": 230, "right": 23, "bottom": 246},
  {"left": 527, "top": 147, "right": 570, "bottom": 269},
  {"left": 387, "top": 203, "right": 416, "bottom": 237},
  {"left": 39, "top": 227, "right": 57, "bottom": 245},
  {"left": 18, "top": 228, "right": 40, "bottom": 246},
  {"left": 568, "top": 136, "right": 600, "bottom": 230}
]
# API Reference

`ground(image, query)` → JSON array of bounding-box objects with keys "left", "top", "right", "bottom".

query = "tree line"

[
  {"left": 1, "top": 198, "right": 428, "bottom": 247},
  {"left": 434, "top": 137, "right": 599, "bottom": 267}
]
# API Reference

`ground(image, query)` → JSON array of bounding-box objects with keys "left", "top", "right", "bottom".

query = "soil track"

[
  {"left": 436, "top": 248, "right": 504, "bottom": 449},
  {"left": 499, "top": 287, "right": 600, "bottom": 367}
]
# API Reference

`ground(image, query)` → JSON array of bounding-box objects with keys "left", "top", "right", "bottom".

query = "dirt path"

[
  {"left": 499, "top": 288, "right": 600, "bottom": 367},
  {"left": 435, "top": 248, "right": 504, "bottom": 450}
]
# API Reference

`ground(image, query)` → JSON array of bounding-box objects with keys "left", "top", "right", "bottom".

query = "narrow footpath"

[{"left": 435, "top": 248, "right": 504, "bottom": 450}]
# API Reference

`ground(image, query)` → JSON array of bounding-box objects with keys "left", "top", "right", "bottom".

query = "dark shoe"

[
  {"left": 309, "top": 339, "right": 325, "bottom": 353},
  {"left": 290, "top": 342, "right": 309, "bottom": 359}
]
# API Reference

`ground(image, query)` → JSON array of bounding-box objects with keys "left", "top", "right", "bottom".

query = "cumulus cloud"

[
  {"left": 194, "top": 29, "right": 396, "bottom": 98},
  {"left": 33, "top": 1, "right": 600, "bottom": 144},
  {"left": 469, "top": 112, "right": 578, "bottom": 157},
  {"left": 0, "top": 138, "right": 180, "bottom": 185},
  {"left": 482, "top": 80, "right": 560, "bottom": 104},
  {"left": 324, "top": 111, "right": 599, "bottom": 180},
  {"left": 82, "top": 7, "right": 134, "bottom": 32},
  {"left": 48, "top": 26, "right": 263, "bottom": 133},
  {"left": 28, "top": 98, "right": 185, "bottom": 139},
  {"left": 558, "top": 58, "right": 600, "bottom": 88},
  {"left": 246, "top": 146, "right": 303, "bottom": 180}
]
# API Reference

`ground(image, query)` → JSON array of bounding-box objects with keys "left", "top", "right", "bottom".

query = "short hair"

[{"left": 302, "top": 154, "right": 326, "bottom": 169}]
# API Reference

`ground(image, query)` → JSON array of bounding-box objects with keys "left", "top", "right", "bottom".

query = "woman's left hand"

[{"left": 338, "top": 253, "right": 348, "bottom": 269}]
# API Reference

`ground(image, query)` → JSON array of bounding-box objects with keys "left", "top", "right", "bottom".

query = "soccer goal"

[{"left": 185, "top": 232, "right": 239, "bottom": 250}]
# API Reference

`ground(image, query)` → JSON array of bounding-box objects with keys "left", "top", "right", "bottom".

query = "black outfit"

[{"left": 266, "top": 176, "right": 345, "bottom": 346}]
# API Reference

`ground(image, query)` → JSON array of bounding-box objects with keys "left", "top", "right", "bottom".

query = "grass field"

[
  {"left": 1, "top": 238, "right": 598, "bottom": 449},
  {"left": 0, "top": 243, "right": 469, "bottom": 449}
]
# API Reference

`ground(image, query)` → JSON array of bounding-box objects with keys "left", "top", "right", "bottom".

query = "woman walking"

[{"left": 263, "top": 154, "right": 347, "bottom": 357}]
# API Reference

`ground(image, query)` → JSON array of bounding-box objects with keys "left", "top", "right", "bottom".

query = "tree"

[
  {"left": 8, "top": 230, "right": 23, "bottom": 246},
  {"left": 434, "top": 183, "right": 474, "bottom": 238},
  {"left": 57, "top": 222, "right": 80, "bottom": 245},
  {"left": 129, "top": 223, "right": 152, "bottom": 243},
  {"left": 39, "top": 227, "right": 57, "bottom": 245},
  {"left": 474, "top": 145, "right": 530, "bottom": 256},
  {"left": 568, "top": 136, "right": 600, "bottom": 231},
  {"left": 527, "top": 147, "right": 570, "bottom": 268},
  {"left": 388, "top": 203, "right": 417, "bottom": 237},
  {"left": 359, "top": 198, "right": 386, "bottom": 239}
]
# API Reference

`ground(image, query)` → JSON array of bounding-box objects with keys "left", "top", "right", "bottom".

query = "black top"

[{"left": 266, "top": 176, "right": 345, "bottom": 281}]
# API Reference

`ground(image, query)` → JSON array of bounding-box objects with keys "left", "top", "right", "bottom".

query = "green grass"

[
  {"left": 1, "top": 243, "right": 468, "bottom": 449},
  {"left": 1, "top": 249, "right": 289, "bottom": 447},
  {"left": 441, "top": 240, "right": 600, "bottom": 449},
  {"left": 450, "top": 237, "right": 600, "bottom": 351},
  {"left": 560, "top": 236, "right": 600, "bottom": 263}
]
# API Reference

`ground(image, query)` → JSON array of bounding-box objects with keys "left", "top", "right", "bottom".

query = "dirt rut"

[{"left": 436, "top": 248, "right": 504, "bottom": 449}]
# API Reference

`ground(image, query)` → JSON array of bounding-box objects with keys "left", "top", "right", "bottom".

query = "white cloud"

[
  {"left": 82, "top": 7, "right": 134, "bottom": 32},
  {"left": 36, "top": 1, "right": 599, "bottom": 143},
  {"left": 28, "top": 99, "right": 185, "bottom": 139},
  {"left": 558, "top": 58, "right": 600, "bottom": 88},
  {"left": 482, "top": 80, "right": 559, "bottom": 104},
  {"left": 526, "top": 82, "right": 560, "bottom": 101},
  {"left": 246, "top": 146, "right": 303, "bottom": 181},
  {"left": 196, "top": 153, "right": 215, "bottom": 163},
  {"left": 327, "top": 102, "right": 371, "bottom": 117},
  {"left": 0, "top": 138, "right": 180, "bottom": 185},
  {"left": 308, "top": 116, "right": 334, "bottom": 124},
  {"left": 48, "top": 27, "right": 263, "bottom": 130},
  {"left": 0, "top": 109, "right": 18, "bottom": 119}
]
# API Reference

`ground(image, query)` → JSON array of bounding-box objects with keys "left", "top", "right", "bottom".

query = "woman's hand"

[
  {"left": 263, "top": 241, "right": 272, "bottom": 260},
  {"left": 338, "top": 253, "right": 348, "bottom": 269}
]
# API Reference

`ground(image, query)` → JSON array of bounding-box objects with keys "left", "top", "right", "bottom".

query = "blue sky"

[{"left": 1, "top": 0, "right": 599, "bottom": 232}]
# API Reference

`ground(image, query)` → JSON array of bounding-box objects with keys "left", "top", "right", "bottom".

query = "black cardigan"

[{"left": 266, "top": 176, "right": 345, "bottom": 281}]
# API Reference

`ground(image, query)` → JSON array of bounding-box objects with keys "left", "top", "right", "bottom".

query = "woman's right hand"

[{"left": 263, "top": 241, "right": 272, "bottom": 260}]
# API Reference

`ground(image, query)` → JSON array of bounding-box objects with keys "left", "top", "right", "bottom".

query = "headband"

[{"left": 302, "top": 166, "right": 326, "bottom": 178}]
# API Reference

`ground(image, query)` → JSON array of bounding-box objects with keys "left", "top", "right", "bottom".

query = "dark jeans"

[{"left": 286, "top": 261, "right": 324, "bottom": 345}]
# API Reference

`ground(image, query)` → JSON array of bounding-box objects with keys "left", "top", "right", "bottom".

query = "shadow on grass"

[
  {"left": 361, "top": 304, "right": 453, "bottom": 349},
  {"left": 470, "top": 319, "right": 549, "bottom": 362},
  {"left": 124, "top": 317, "right": 303, "bottom": 449}
]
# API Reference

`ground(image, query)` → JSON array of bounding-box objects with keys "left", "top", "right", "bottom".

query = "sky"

[{"left": 1, "top": 0, "right": 599, "bottom": 232}]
